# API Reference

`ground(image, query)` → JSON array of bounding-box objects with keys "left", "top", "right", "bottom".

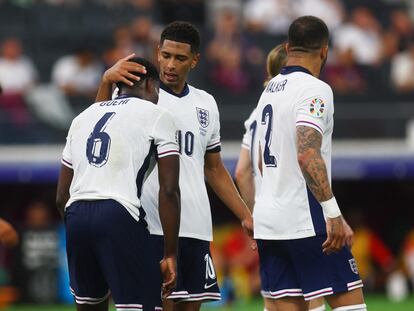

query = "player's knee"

[{"left": 331, "top": 304, "right": 367, "bottom": 311}]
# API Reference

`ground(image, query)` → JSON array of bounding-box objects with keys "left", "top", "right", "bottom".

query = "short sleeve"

[
  {"left": 152, "top": 110, "right": 180, "bottom": 158},
  {"left": 241, "top": 108, "right": 257, "bottom": 150},
  {"left": 61, "top": 122, "right": 74, "bottom": 168},
  {"left": 206, "top": 104, "right": 221, "bottom": 153},
  {"left": 295, "top": 84, "right": 333, "bottom": 135}
]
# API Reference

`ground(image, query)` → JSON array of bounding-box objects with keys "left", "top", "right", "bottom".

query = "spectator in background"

[
  {"left": 390, "top": 42, "right": 414, "bottom": 93},
  {"left": 207, "top": 9, "right": 261, "bottom": 94},
  {"left": 0, "top": 218, "right": 18, "bottom": 248},
  {"left": 322, "top": 48, "right": 367, "bottom": 95},
  {"left": 292, "top": 0, "right": 345, "bottom": 31},
  {"left": 0, "top": 38, "right": 37, "bottom": 94},
  {"left": 159, "top": 0, "right": 205, "bottom": 25},
  {"left": 243, "top": 0, "right": 293, "bottom": 35},
  {"left": 14, "top": 201, "right": 59, "bottom": 303},
  {"left": 333, "top": 7, "right": 383, "bottom": 66},
  {"left": 388, "top": 9, "right": 414, "bottom": 53},
  {"left": 0, "top": 37, "right": 37, "bottom": 125},
  {"left": 347, "top": 209, "right": 396, "bottom": 290},
  {"left": 130, "top": 15, "right": 158, "bottom": 63},
  {"left": 51, "top": 47, "right": 103, "bottom": 100}
]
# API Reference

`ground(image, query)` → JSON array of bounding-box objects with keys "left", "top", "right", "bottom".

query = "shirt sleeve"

[
  {"left": 206, "top": 103, "right": 221, "bottom": 153},
  {"left": 151, "top": 110, "right": 180, "bottom": 158},
  {"left": 61, "top": 121, "right": 74, "bottom": 169},
  {"left": 295, "top": 84, "right": 333, "bottom": 135},
  {"left": 241, "top": 108, "right": 257, "bottom": 150}
]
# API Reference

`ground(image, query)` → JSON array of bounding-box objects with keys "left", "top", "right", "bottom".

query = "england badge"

[{"left": 196, "top": 107, "right": 210, "bottom": 128}]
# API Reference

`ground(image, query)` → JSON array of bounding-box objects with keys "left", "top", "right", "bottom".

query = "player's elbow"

[
  {"left": 159, "top": 183, "right": 180, "bottom": 200},
  {"left": 297, "top": 149, "right": 316, "bottom": 169}
]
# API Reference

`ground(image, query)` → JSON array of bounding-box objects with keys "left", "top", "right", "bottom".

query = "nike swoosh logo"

[{"left": 204, "top": 282, "right": 217, "bottom": 289}]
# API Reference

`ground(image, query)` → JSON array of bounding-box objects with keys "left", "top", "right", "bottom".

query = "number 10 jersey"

[{"left": 142, "top": 83, "right": 221, "bottom": 242}]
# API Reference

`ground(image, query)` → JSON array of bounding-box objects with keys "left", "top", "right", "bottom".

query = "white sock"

[
  {"left": 264, "top": 309, "right": 269, "bottom": 311},
  {"left": 332, "top": 304, "right": 367, "bottom": 311},
  {"left": 309, "top": 305, "right": 326, "bottom": 311}
]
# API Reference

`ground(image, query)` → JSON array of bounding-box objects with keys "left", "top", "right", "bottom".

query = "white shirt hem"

[
  {"left": 254, "top": 230, "right": 316, "bottom": 240},
  {"left": 150, "top": 229, "right": 212, "bottom": 242}
]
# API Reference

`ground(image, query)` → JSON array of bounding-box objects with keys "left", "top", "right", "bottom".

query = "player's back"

[
  {"left": 242, "top": 108, "right": 262, "bottom": 198},
  {"left": 254, "top": 67, "right": 334, "bottom": 240},
  {"left": 63, "top": 96, "right": 170, "bottom": 221}
]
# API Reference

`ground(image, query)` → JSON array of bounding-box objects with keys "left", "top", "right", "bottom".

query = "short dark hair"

[
  {"left": 116, "top": 57, "right": 159, "bottom": 91},
  {"left": 288, "top": 16, "right": 329, "bottom": 52},
  {"left": 160, "top": 21, "right": 200, "bottom": 53}
]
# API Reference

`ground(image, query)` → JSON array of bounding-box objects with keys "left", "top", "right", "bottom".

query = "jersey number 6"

[
  {"left": 261, "top": 104, "right": 277, "bottom": 167},
  {"left": 86, "top": 112, "right": 116, "bottom": 167}
]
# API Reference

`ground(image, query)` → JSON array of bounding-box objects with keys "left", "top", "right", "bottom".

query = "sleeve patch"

[{"left": 309, "top": 98, "right": 325, "bottom": 118}]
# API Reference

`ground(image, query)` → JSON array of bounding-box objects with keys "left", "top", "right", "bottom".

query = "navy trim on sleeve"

[{"left": 206, "top": 146, "right": 221, "bottom": 153}]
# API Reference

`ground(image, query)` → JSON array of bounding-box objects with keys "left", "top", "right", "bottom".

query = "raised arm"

[
  {"left": 296, "top": 125, "right": 347, "bottom": 254},
  {"left": 204, "top": 152, "right": 253, "bottom": 236},
  {"left": 95, "top": 53, "right": 146, "bottom": 102},
  {"left": 157, "top": 154, "right": 180, "bottom": 297}
]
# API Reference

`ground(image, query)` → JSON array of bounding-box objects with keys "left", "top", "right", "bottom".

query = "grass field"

[{"left": 4, "top": 295, "right": 414, "bottom": 311}]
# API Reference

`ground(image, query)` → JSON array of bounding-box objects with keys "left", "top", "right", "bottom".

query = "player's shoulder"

[
  {"left": 303, "top": 74, "right": 332, "bottom": 92},
  {"left": 244, "top": 107, "right": 258, "bottom": 128},
  {"left": 188, "top": 84, "right": 218, "bottom": 110}
]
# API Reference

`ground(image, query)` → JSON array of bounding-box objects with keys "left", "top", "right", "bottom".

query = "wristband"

[{"left": 320, "top": 196, "right": 341, "bottom": 218}]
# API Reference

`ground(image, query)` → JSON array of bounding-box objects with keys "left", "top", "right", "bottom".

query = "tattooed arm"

[
  {"left": 296, "top": 126, "right": 332, "bottom": 202},
  {"left": 296, "top": 125, "right": 349, "bottom": 254}
]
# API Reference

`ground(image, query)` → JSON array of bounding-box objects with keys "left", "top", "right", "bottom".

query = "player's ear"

[
  {"left": 285, "top": 43, "right": 290, "bottom": 54},
  {"left": 190, "top": 52, "right": 200, "bottom": 69},
  {"left": 321, "top": 45, "right": 328, "bottom": 60},
  {"left": 157, "top": 45, "right": 161, "bottom": 63}
]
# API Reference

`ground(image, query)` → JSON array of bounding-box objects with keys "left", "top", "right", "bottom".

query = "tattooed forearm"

[{"left": 296, "top": 126, "right": 333, "bottom": 202}]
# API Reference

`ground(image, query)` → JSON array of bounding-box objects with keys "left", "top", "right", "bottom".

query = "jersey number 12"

[{"left": 261, "top": 104, "right": 277, "bottom": 167}]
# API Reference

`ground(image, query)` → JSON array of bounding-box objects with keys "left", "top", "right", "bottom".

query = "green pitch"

[{"left": 4, "top": 295, "right": 414, "bottom": 311}]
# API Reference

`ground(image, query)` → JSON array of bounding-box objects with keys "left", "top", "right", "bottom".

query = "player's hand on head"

[
  {"left": 102, "top": 53, "right": 147, "bottom": 86},
  {"left": 160, "top": 256, "right": 177, "bottom": 299},
  {"left": 322, "top": 216, "right": 346, "bottom": 255},
  {"left": 241, "top": 214, "right": 254, "bottom": 238},
  {"left": 0, "top": 219, "right": 19, "bottom": 248}
]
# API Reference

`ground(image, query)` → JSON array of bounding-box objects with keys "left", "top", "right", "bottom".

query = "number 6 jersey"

[
  {"left": 141, "top": 82, "right": 221, "bottom": 242},
  {"left": 61, "top": 96, "right": 179, "bottom": 222},
  {"left": 254, "top": 66, "right": 334, "bottom": 240}
]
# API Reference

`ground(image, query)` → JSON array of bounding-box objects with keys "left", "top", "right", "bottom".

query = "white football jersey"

[
  {"left": 141, "top": 82, "right": 221, "bottom": 241},
  {"left": 254, "top": 66, "right": 334, "bottom": 240},
  {"left": 241, "top": 108, "right": 262, "bottom": 199},
  {"left": 61, "top": 96, "right": 179, "bottom": 222}
]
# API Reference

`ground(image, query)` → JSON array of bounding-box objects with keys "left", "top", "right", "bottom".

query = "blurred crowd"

[{"left": 1, "top": 0, "right": 414, "bottom": 142}]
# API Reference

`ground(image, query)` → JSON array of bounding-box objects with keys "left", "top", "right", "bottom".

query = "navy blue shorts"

[
  {"left": 65, "top": 200, "right": 163, "bottom": 311},
  {"left": 257, "top": 235, "right": 363, "bottom": 301},
  {"left": 152, "top": 235, "right": 221, "bottom": 302}
]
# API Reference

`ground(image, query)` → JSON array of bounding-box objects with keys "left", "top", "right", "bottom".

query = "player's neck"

[
  {"left": 285, "top": 58, "right": 321, "bottom": 78},
  {"left": 160, "top": 80, "right": 189, "bottom": 97}
]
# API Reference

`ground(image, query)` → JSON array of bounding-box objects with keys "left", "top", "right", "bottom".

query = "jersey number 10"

[
  {"left": 177, "top": 130, "right": 194, "bottom": 156},
  {"left": 86, "top": 112, "right": 116, "bottom": 167}
]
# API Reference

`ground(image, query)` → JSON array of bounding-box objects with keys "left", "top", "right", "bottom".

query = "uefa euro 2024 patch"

[
  {"left": 309, "top": 98, "right": 325, "bottom": 117},
  {"left": 196, "top": 107, "right": 209, "bottom": 128}
]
